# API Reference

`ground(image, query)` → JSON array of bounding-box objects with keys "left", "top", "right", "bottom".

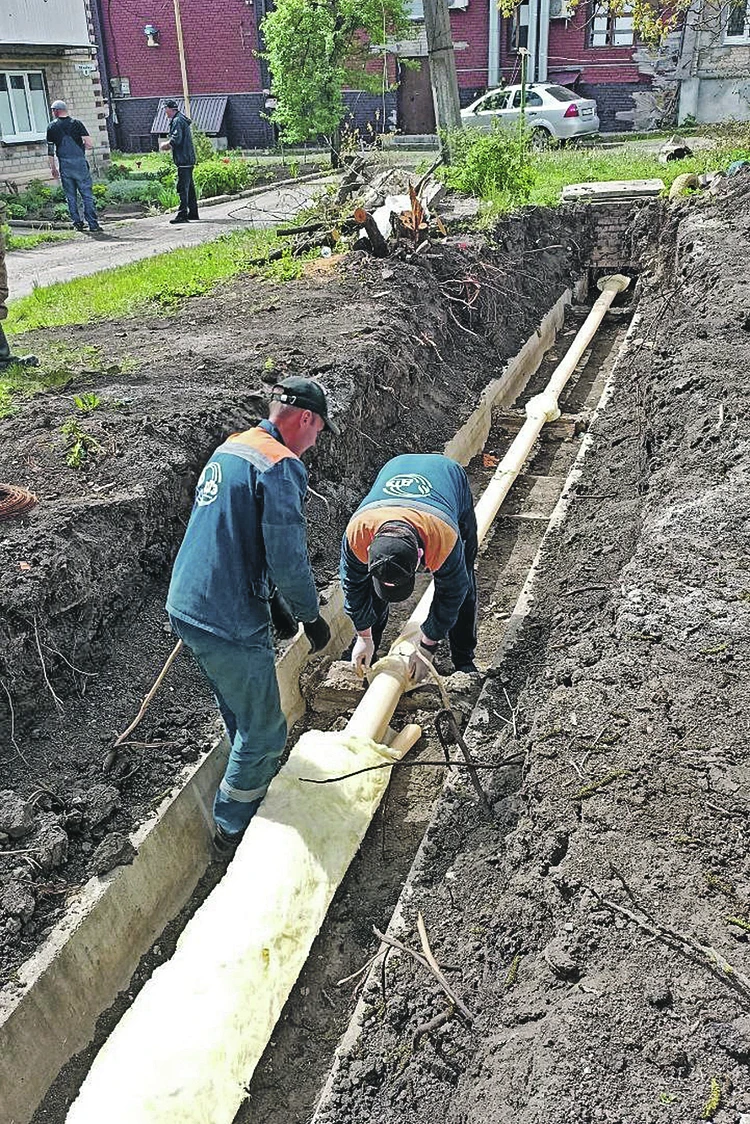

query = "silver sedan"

[{"left": 461, "top": 83, "right": 600, "bottom": 144}]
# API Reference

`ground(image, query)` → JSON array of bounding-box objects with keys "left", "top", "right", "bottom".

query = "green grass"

[
  {"left": 7, "top": 229, "right": 283, "bottom": 333},
  {"left": 528, "top": 144, "right": 749, "bottom": 207},
  {"left": 109, "top": 151, "right": 170, "bottom": 175},
  {"left": 0, "top": 343, "right": 128, "bottom": 418},
  {"left": 5, "top": 228, "right": 72, "bottom": 250},
  {"left": 466, "top": 125, "right": 750, "bottom": 219}
]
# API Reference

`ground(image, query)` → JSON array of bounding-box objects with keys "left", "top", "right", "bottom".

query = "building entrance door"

[{"left": 398, "top": 58, "right": 436, "bottom": 134}]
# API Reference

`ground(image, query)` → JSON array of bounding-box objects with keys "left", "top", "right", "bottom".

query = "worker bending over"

[
  {"left": 167, "top": 377, "right": 338, "bottom": 854},
  {"left": 341, "top": 454, "right": 478, "bottom": 683}
]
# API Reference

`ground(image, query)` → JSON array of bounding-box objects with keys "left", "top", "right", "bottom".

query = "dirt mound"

[{"left": 317, "top": 177, "right": 750, "bottom": 1123}]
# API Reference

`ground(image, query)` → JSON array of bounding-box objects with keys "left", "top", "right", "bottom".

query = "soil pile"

[{"left": 317, "top": 176, "right": 750, "bottom": 1123}]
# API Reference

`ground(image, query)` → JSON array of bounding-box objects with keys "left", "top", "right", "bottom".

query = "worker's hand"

[
  {"left": 159, "top": 141, "right": 172, "bottom": 152},
  {"left": 407, "top": 635, "right": 438, "bottom": 687},
  {"left": 351, "top": 631, "right": 375, "bottom": 678},
  {"left": 50, "top": 166, "right": 59, "bottom": 180},
  {"left": 303, "top": 615, "right": 331, "bottom": 653},
  {"left": 269, "top": 590, "right": 298, "bottom": 640}
]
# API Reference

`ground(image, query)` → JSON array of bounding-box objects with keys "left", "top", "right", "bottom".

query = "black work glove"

[
  {"left": 303, "top": 615, "right": 331, "bottom": 653},
  {"left": 270, "top": 590, "right": 298, "bottom": 640}
]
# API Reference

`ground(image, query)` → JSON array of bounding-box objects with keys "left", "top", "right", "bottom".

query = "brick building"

[
  {"left": 0, "top": 0, "right": 109, "bottom": 186},
  {"left": 97, "top": 0, "right": 658, "bottom": 151},
  {"left": 678, "top": 0, "right": 750, "bottom": 123}
]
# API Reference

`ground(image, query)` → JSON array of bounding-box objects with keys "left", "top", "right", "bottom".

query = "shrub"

[
  {"left": 6, "top": 202, "right": 27, "bottom": 219},
  {"left": 92, "top": 183, "right": 109, "bottom": 204},
  {"left": 441, "top": 126, "right": 535, "bottom": 207},
  {"left": 106, "top": 162, "right": 131, "bottom": 181},
  {"left": 193, "top": 158, "right": 254, "bottom": 199},
  {"left": 105, "top": 180, "right": 166, "bottom": 205},
  {"left": 53, "top": 203, "right": 70, "bottom": 222},
  {"left": 192, "top": 128, "right": 216, "bottom": 164}
]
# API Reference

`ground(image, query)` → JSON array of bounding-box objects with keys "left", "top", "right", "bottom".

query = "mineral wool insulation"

[{"left": 67, "top": 730, "right": 405, "bottom": 1124}]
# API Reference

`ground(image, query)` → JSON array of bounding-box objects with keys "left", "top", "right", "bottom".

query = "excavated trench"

[{"left": 3, "top": 177, "right": 749, "bottom": 1124}]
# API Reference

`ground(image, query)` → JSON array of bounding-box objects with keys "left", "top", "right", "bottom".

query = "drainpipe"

[
  {"left": 537, "top": 0, "right": 550, "bottom": 82},
  {"left": 488, "top": 0, "right": 500, "bottom": 87},
  {"left": 526, "top": 0, "right": 539, "bottom": 83},
  {"left": 66, "top": 275, "right": 630, "bottom": 1124}
]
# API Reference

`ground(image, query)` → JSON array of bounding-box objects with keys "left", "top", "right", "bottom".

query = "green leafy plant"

[
  {"left": 192, "top": 128, "right": 216, "bottom": 164},
  {"left": 60, "top": 417, "right": 103, "bottom": 469},
  {"left": 261, "top": 0, "right": 410, "bottom": 165},
  {"left": 193, "top": 159, "right": 254, "bottom": 199},
  {"left": 53, "top": 203, "right": 71, "bottom": 222},
  {"left": 92, "top": 183, "right": 109, "bottom": 204},
  {"left": 287, "top": 158, "right": 300, "bottom": 179},
  {"left": 155, "top": 184, "right": 180, "bottom": 211},
  {"left": 73, "top": 392, "right": 101, "bottom": 412},
  {"left": 441, "top": 125, "right": 535, "bottom": 209},
  {"left": 6, "top": 201, "right": 28, "bottom": 219}
]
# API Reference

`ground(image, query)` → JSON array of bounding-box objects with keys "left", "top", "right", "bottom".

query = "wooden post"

[
  {"left": 173, "top": 0, "right": 191, "bottom": 118},
  {"left": 422, "top": 0, "right": 462, "bottom": 161}
]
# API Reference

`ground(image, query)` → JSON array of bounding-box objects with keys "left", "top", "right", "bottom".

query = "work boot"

[
  {"left": 0, "top": 324, "right": 39, "bottom": 371},
  {"left": 73, "top": 221, "right": 85, "bottom": 232},
  {"left": 453, "top": 661, "right": 480, "bottom": 675},
  {"left": 169, "top": 215, "right": 189, "bottom": 225},
  {"left": 212, "top": 823, "right": 243, "bottom": 860}
]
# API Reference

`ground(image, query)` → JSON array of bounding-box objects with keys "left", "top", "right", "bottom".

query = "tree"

[
  {"left": 497, "top": 0, "right": 744, "bottom": 44},
  {"left": 261, "top": 0, "right": 411, "bottom": 165}
]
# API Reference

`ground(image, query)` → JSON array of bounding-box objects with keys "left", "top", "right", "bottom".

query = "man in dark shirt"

[
  {"left": 159, "top": 99, "right": 199, "bottom": 225},
  {"left": 46, "top": 100, "right": 102, "bottom": 234}
]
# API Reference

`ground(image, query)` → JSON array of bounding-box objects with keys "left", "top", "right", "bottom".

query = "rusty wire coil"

[{"left": 0, "top": 483, "right": 37, "bottom": 520}]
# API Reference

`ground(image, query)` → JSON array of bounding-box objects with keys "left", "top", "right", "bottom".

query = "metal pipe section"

[
  {"left": 488, "top": 0, "right": 500, "bottom": 88},
  {"left": 346, "top": 274, "right": 630, "bottom": 744}
]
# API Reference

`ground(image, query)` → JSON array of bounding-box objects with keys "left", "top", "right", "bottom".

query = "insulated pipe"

[
  {"left": 488, "top": 0, "right": 500, "bottom": 88},
  {"left": 346, "top": 274, "right": 630, "bottom": 745},
  {"left": 67, "top": 724, "right": 422, "bottom": 1124}
]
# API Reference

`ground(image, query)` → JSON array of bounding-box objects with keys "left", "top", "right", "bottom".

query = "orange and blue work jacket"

[
  {"left": 340, "top": 454, "right": 478, "bottom": 642},
  {"left": 167, "top": 420, "right": 319, "bottom": 644}
]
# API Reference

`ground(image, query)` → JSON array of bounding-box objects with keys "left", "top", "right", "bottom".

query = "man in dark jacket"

[
  {"left": 160, "top": 99, "right": 198, "bottom": 224},
  {"left": 341, "top": 454, "right": 478, "bottom": 683},
  {"left": 46, "top": 100, "right": 102, "bottom": 233},
  {"left": 167, "top": 377, "right": 338, "bottom": 854}
]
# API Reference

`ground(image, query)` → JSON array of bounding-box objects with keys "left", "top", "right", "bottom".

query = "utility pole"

[
  {"left": 422, "top": 0, "right": 462, "bottom": 159},
  {"left": 173, "top": 0, "right": 191, "bottom": 117}
]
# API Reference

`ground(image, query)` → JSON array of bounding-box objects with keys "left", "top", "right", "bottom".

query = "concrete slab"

[{"left": 561, "top": 179, "right": 665, "bottom": 203}]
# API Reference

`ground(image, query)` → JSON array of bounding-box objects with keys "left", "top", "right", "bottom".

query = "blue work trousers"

[
  {"left": 59, "top": 155, "right": 99, "bottom": 229},
  {"left": 169, "top": 615, "right": 287, "bottom": 835}
]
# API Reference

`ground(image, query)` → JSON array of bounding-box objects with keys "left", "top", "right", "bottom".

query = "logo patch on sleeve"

[{"left": 195, "top": 461, "right": 222, "bottom": 506}]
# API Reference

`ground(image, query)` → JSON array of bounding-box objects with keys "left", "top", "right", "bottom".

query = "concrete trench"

[{"left": 0, "top": 202, "right": 653, "bottom": 1124}]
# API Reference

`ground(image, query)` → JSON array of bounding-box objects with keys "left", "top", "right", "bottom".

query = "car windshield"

[{"left": 546, "top": 85, "right": 578, "bottom": 102}]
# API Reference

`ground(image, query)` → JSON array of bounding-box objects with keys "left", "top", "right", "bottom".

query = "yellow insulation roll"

[{"left": 67, "top": 728, "right": 418, "bottom": 1124}]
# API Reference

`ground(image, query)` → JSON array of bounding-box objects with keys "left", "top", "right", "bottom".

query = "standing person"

[
  {"left": 341, "top": 454, "right": 479, "bottom": 683},
  {"left": 159, "top": 99, "right": 199, "bottom": 224},
  {"left": 166, "top": 377, "right": 338, "bottom": 855},
  {"left": 46, "top": 100, "right": 102, "bottom": 234}
]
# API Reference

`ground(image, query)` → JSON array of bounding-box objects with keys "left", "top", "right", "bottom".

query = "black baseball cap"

[
  {"left": 164, "top": 99, "right": 179, "bottom": 109},
  {"left": 368, "top": 524, "right": 420, "bottom": 603},
  {"left": 270, "top": 376, "right": 340, "bottom": 435}
]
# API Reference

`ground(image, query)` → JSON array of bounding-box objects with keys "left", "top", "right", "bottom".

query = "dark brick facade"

[{"left": 578, "top": 82, "right": 639, "bottom": 132}]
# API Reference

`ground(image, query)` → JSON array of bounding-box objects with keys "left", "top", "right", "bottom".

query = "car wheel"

[{"left": 530, "top": 127, "right": 552, "bottom": 150}]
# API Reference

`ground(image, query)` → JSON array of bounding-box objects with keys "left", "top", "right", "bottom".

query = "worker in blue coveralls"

[
  {"left": 341, "top": 454, "right": 479, "bottom": 684},
  {"left": 167, "top": 377, "right": 338, "bottom": 855}
]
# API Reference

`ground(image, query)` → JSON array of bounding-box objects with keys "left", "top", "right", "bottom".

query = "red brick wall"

[
  {"left": 101, "top": 0, "right": 261, "bottom": 97},
  {"left": 451, "top": 1, "right": 489, "bottom": 90},
  {"left": 499, "top": 5, "right": 641, "bottom": 86}
]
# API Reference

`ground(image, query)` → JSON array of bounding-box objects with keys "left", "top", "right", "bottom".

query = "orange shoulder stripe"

[{"left": 347, "top": 507, "right": 458, "bottom": 572}]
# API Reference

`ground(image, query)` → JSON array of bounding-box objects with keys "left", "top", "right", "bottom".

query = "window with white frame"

[
  {"left": 589, "top": 3, "right": 635, "bottom": 46},
  {"left": 406, "top": 0, "right": 468, "bottom": 17},
  {"left": 0, "top": 71, "right": 49, "bottom": 142},
  {"left": 725, "top": 0, "right": 750, "bottom": 42}
]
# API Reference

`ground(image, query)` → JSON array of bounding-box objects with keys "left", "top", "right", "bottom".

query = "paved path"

[{"left": 7, "top": 181, "right": 329, "bottom": 299}]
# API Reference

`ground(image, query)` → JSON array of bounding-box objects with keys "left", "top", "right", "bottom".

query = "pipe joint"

[{"left": 525, "top": 392, "right": 561, "bottom": 423}]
